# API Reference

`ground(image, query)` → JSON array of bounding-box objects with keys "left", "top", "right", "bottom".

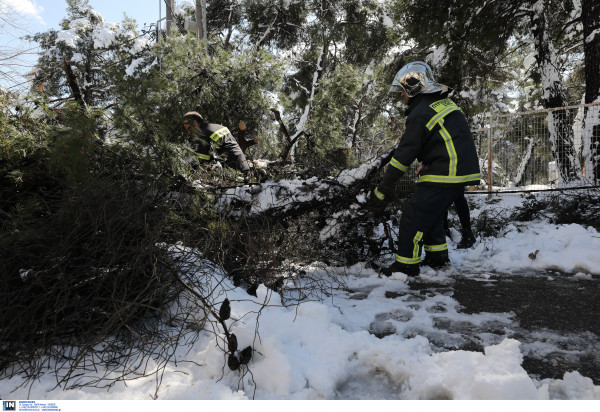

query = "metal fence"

[{"left": 473, "top": 102, "right": 600, "bottom": 194}]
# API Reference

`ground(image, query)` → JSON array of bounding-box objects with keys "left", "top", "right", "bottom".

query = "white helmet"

[{"left": 389, "top": 61, "right": 448, "bottom": 97}]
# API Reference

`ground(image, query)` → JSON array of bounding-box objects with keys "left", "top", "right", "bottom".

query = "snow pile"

[
  {"left": 336, "top": 155, "right": 382, "bottom": 186},
  {"left": 411, "top": 339, "right": 542, "bottom": 399},
  {"left": 319, "top": 203, "right": 364, "bottom": 241},
  {"left": 428, "top": 45, "right": 449, "bottom": 68},
  {"left": 175, "top": 1, "right": 195, "bottom": 16},
  {"left": 2, "top": 258, "right": 597, "bottom": 400},
  {"left": 52, "top": 6, "right": 154, "bottom": 76},
  {"left": 68, "top": 17, "right": 91, "bottom": 30},
  {"left": 586, "top": 29, "right": 600, "bottom": 44},
  {"left": 2, "top": 191, "right": 599, "bottom": 400},
  {"left": 128, "top": 37, "right": 152, "bottom": 54},
  {"left": 92, "top": 23, "right": 118, "bottom": 49},
  {"left": 523, "top": 52, "right": 537, "bottom": 71},
  {"left": 459, "top": 214, "right": 600, "bottom": 275},
  {"left": 125, "top": 57, "right": 145, "bottom": 77}
]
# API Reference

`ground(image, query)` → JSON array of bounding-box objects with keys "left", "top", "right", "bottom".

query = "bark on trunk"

[
  {"left": 280, "top": 41, "right": 328, "bottom": 161},
  {"left": 514, "top": 137, "right": 535, "bottom": 186},
  {"left": 223, "top": 1, "right": 235, "bottom": 48},
  {"left": 531, "top": 1, "right": 580, "bottom": 183},
  {"left": 582, "top": 0, "right": 600, "bottom": 182},
  {"left": 62, "top": 56, "right": 86, "bottom": 109}
]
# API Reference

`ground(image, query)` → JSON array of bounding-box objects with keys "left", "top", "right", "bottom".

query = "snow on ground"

[
  {"left": 1, "top": 195, "right": 599, "bottom": 401},
  {"left": 462, "top": 194, "right": 600, "bottom": 275}
]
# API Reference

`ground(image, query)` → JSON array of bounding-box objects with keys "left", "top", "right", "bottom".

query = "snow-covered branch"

[
  {"left": 282, "top": 42, "right": 327, "bottom": 161},
  {"left": 216, "top": 147, "right": 394, "bottom": 218},
  {"left": 254, "top": 8, "right": 279, "bottom": 49}
]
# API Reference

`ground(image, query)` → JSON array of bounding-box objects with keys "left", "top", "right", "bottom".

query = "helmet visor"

[{"left": 389, "top": 84, "right": 405, "bottom": 93}]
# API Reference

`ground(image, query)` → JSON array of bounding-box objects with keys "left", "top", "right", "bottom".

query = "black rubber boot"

[
  {"left": 457, "top": 231, "right": 476, "bottom": 249},
  {"left": 421, "top": 251, "right": 450, "bottom": 269},
  {"left": 382, "top": 261, "right": 420, "bottom": 277}
]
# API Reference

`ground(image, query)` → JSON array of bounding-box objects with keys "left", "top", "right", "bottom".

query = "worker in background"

[
  {"left": 372, "top": 61, "right": 480, "bottom": 277},
  {"left": 183, "top": 111, "right": 250, "bottom": 179}
]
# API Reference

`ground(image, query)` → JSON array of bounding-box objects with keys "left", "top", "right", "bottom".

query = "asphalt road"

[{"left": 409, "top": 270, "right": 600, "bottom": 384}]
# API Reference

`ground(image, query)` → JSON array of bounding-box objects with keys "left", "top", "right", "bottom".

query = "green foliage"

[
  {"left": 46, "top": 103, "right": 100, "bottom": 182},
  {"left": 243, "top": 0, "right": 308, "bottom": 49},
  {"left": 304, "top": 65, "right": 362, "bottom": 149},
  {"left": 0, "top": 97, "right": 48, "bottom": 167},
  {"left": 389, "top": 0, "right": 587, "bottom": 114},
  {"left": 2, "top": 0, "right": 598, "bottom": 387},
  {"left": 108, "top": 35, "right": 283, "bottom": 166},
  {"left": 0, "top": 97, "right": 53, "bottom": 226},
  {"left": 0, "top": 91, "right": 217, "bottom": 381},
  {"left": 510, "top": 191, "right": 600, "bottom": 231}
]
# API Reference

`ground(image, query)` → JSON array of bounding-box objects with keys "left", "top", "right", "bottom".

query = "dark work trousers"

[
  {"left": 443, "top": 190, "right": 472, "bottom": 233},
  {"left": 396, "top": 185, "right": 463, "bottom": 266}
]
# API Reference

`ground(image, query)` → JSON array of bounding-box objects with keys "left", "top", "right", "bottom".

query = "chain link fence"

[{"left": 471, "top": 102, "right": 600, "bottom": 197}]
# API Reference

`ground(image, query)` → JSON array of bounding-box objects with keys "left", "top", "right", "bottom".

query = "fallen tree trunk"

[{"left": 215, "top": 147, "right": 395, "bottom": 220}]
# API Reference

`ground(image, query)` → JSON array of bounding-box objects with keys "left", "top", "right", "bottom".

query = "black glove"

[
  {"left": 368, "top": 188, "right": 389, "bottom": 219},
  {"left": 243, "top": 170, "right": 250, "bottom": 184},
  {"left": 372, "top": 201, "right": 388, "bottom": 219}
]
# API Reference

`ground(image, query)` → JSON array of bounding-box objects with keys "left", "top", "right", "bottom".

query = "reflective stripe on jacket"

[
  {"left": 377, "top": 92, "right": 480, "bottom": 197},
  {"left": 191, "top": 123, "right": 250, "bottom": 172}
]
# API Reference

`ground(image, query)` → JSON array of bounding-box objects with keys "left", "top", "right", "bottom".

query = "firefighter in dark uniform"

[
  {"left": 183, "top": 111, "right": 250, "bottom": 176},
  {"left": 373, "top": 61, "right": 480, "bottom": 277}
]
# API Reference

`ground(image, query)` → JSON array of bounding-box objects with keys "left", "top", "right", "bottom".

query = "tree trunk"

[
  {"left": 195, "top": 0, "right": 207, "bottom": 41},
  {"left": 62, "top": 56, "right": 86, "bottom": 109},
  {"left": 282, "top": 41, "right": 328, "bottom": 162},
  {"left": 165, "top": 0, "right": 174, "bottom": 34},
  {"left": 582, "top": 0, "right": 600, "bottom": 182},
  {"left": 84, "top": 49, "right": 93, "bottom": 106},
  {"left": 217, "top": 146, "right": 395, "bottom": 219},
  {"left": 514, "top": 137, "right": 535, "bottom": 186},
  {"left": 223, "top": 1, "right": 235, "bottom": 49},
  {"left": 531, "top": 1, "right": 580, "bottom": 183}
]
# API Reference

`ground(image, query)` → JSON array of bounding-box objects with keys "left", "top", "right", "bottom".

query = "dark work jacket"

[
  {"left": 377, "top": 92, "right": 480, "bottom": 198},
  {"left": 191, "top": 122, "right": 250, "bottom": 173}
]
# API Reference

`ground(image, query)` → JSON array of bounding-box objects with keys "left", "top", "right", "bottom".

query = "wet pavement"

[{"left": 377, "top": 269, "right": 600, "bottom": 384}]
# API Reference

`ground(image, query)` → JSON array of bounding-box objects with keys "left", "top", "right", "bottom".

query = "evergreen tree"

[
  {"left": 244, "top": 0, "right": 398, "bottom": 168},
  {"left": 243, "top": 0, "right": 307, "bottom": 50},
  {"left": 529, "top": 0, "right": 580, "bottom": 182},
  {"left": 29, "top": 0, "right": 154, "bottom": 108},
  {"left": 391, "top": 0, "right": 525, "bottom": 113}
]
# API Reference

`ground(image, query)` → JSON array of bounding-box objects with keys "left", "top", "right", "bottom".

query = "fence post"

[
  {"left": 487, "top": 117, "right": 493, "bottom": 200},
  {"left": 165, "top": 0, "right": 174, "bottom": 34},
  {"left": 196, "top": 0, "right": 207, "bottom": 41}
]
